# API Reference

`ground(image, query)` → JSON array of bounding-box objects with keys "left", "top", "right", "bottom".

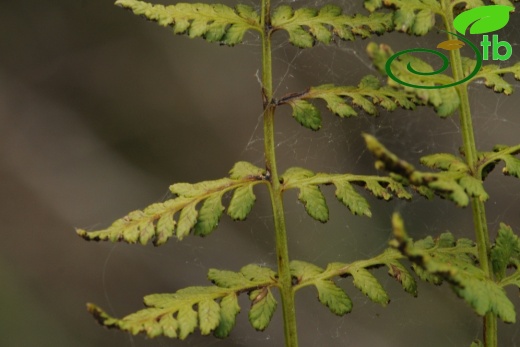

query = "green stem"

[
  {"left": 443, "top": 3, "right": 496, "bottom": 346},
  {"left": 261, "top": 1, "right": 298, "bottom": 346}
]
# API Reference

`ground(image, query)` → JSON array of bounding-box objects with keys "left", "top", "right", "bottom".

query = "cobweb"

[{"left": 100, "top": 1, "right": 520, "bottom": 346}]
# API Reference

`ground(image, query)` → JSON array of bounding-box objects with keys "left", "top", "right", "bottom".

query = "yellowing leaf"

[
  {"left": 271, "top": 4, "right": 392, "bottom": 48},
  {"left": 115, "top": 0, "right": 261, "bottom": 45}
]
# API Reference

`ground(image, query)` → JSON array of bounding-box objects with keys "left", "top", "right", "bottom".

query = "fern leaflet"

[
  {"left": 278, "top": 75, "right": 417, "bottom": 130},
  {"left": 115, "top": 0, "right": 261, "bottom": 45},
  {"left": 280, "top": 166, "right": 411, "bottom": 222},
  {"left": 77, "top": 162, "right": 267, "bottom": 245}
]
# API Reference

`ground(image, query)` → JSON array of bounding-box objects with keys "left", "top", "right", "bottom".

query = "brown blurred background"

[{"left": 1, "top": 0, "right": 519, "bottom": 346}]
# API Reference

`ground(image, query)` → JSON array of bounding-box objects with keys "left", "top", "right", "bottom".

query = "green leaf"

[
  {"left": 281, "top": 75, "right": 416, "bottom": 124},
  {"left": 502, "top": 154, "right": 520, "bottom": 178},
  {"left": 77, "top": 162, "right": 266, "bottom": 245},
  {"left": 470, "top": 340, "right": 484, "bottom": 347},
  {"left": 477, "top": 144, "right": 520, "bottom": 180},
  {"left": 214, "top": 294, "right": 240, "bottom": 338},
  {"left": 198, "top": 299, "right": 221, "bottom": 335},
  {"left": 315, "top": 279, "right": 353, "bottom": 315},
  {"left": 351, "top": 268, "right": 390, "bottom": 305},
  {"left": 298, "top": 185, "right": 329, "bottom": 222},
  {"left": 86, "top": 263, "right": 278, "bottom": 339},
  {"left": 288, "top": 99, "right": 322, "bottom": 130},
  {"left": 281, "top": 166, "right": 410, "bottom": 220},
  {"left": 208, "top": 269, "right": 251, "bottom": 288},
  {"left": 271, "top": 4, "right": 392, "bottom": 48},
  {"left": 420, "top": 153, "right": 469, "bottom": 173},
  {"left": 87, "top": 286, "right": 232, "bottom": 339},
  {"left": 365, "top": 180, "right": 391, "bottom": 200},
  {"left": 229, "top": 161, "right": 265, "bottom": 180},
  {"left": 176, "top": 201, "right": 198, "bottom": 239},
  {"left": 364, "top": 134, "right": 489, "bottom": 206},
  {"left": 458, "top": 176, "right": 489, "bottom": 202},
  {"left": 453, "top": 5, "right": 514, "bottom": 35},
  {"left": 383, "top": 0, "right": 441, "bottom": 35},
  {"left": 248, "top": 288, "right": 277, "bottom": 331},
  {"left": 194, "top": 193, "right": 224, "bottom": 236},
  {"left": 115, "top": 0, "right": 261, "bottom": 45},
  {"left": 367, "top": 43, "right": 460, "bottom": 117},
  {"left": 290, "top": 260, "right": 324, "bottom": 282},
  {"left": 471, "top": 61, "right": 520, "bottom": 95},
  {"left": 491, "top": 223, "right": 520, "bottom": 280},
  {"left": 227, "top": 184, "right": 257, "bottom": 220},
  {"left": 208, "top": 265, "right": 277, "bottom": 288},
  {"left": 333, "top": 180, "right": 372, "bottom": 217},
  {"left": 240, "top": 264, "right": 277, "bottom": 283},
  {"left": 392, "top": 214, "right": 516, "bottom": 323}
]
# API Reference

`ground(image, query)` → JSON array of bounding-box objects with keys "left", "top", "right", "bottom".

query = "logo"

[{"left": 385, "top": 5, "right": 514, "bottom": 89}]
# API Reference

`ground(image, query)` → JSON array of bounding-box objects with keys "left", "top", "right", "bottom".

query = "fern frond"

[
  {"left": 364, "top": 134, "right": 489, "bottom": 206},
  {"left": 270, "top": 4, "right": 393, "bottom": 48},
  {"left": 391, "top": 214, "right": 516, "bottom": 323},
  {"left": 115, "top": 0, "right": 261, "bottom": 45},
  {"left": 477, "top": 143, "right": 520, "bottom": 179},
  {"left": 280, "top": 166, "right": 412, "bottom": 222},
  {"left": 367, "top": 42, "right": 460, "bottom": 117},
  {"left": 491, "top": 223, "right": 520, "bottom": 282},
  {"left": 76, "top": 162, "right": 267, "bottom": 245},
  {"left": 463, "top": 58, "right": 520, "bottom": 95},
  {"left": 87, "top": 264, "right": 277, "bottom": 339},
  {"left": 290, "top": 248, "right": 417, "bottom": 315},
  {"left": 364, "top": 0, "right": 441, "bottom": 35},
  {"left": 278, "top": 75, "right": 417, "bottom": 130}
]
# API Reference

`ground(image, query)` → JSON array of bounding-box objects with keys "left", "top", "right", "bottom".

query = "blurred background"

[{"left": 1, "top": 0, "right": 519, "bottom": 346}]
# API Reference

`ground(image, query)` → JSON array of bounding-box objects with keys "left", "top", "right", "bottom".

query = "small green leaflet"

[
  {"left": 366, "top": 42, "right": 460, "bottom": 117},
  {"left": 465, "top": 59, "right": 520, "bottom": 95},
  {"left": 279, "top": 75, "right": 416, "bottom": 131},
  {"left": 248, "top": 288, "right": 277, "bottom": 331},
  {"left": 420, "top": 153, "right": 469, "bottom": 173},
  {"left": 365, "top": 0, "right": 441, "bottom": 35},
  {"left": 491, "top": 223, "right": 520, "bottom": 281},
  {"left": 315, "top": 279, "right": 353, "bottom": 315},
  {"left": 77, "top": 162, "right": 266, "bottom": 245},
  {"left": 334, "top": 179, "right": 372, "bottom": 217},
  {"left": 392, "top": 214, "right": 516, "bottom": 323},
  {"left": 477, "top": 144, "right": 520, "bottom": 180},
  {"left": 470, "top": 340, "right": 484, "bottom": 347},
  {"left": 364, "top": 134, "right": 489, "bottom": 206},
  {"left": 280, "top": 166, "right": 411, "bottom": 221},
  {"left": 208, "top": 264, "right": 277, "bottom": 289},
  {"left": 214, "top": 294, "right": 241, "bottom": 338},
  {"left": 298, "top": 185, "right": 329, "bottom": 222},
  {"left": 351, "top": 267, "right": 389, "bottom": 305},
  {"left": 115, "top": 0, "right": 261, "bottom": 46},
  {"left": 271, "top": 4, "right": 392, "bottom": 48}
]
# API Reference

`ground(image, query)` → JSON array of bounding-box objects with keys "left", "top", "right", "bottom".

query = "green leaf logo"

[{"left": 453, "top": 5, "right": 514, "bottom": 35}]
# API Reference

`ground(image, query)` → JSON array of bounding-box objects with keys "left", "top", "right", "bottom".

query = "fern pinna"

[{"left": 79, "top": 1, "right": 520, "bottom": 346}]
